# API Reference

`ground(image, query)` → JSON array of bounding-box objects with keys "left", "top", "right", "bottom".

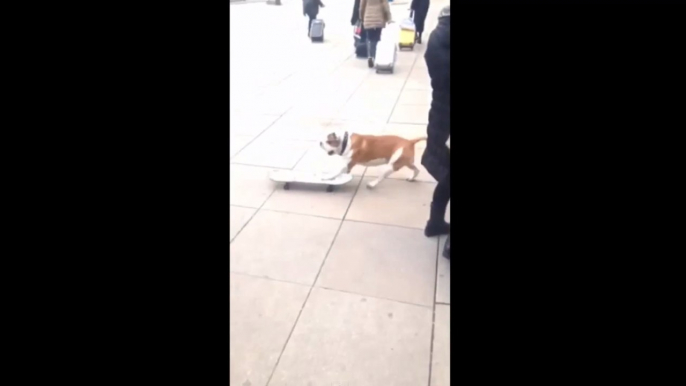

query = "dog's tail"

[{"left": 410, "top": 137, "right": 428, "bottom": 145}]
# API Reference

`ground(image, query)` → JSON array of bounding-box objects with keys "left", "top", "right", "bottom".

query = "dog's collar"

[{"left": 340, "top": 131, "right": 349, "bottom": 155}]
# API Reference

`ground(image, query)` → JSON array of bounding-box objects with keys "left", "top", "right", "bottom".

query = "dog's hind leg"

[
  {"left": 406, "top": 164, "right": 420, "bottom": 182},
  {"left": 367, "top": 164, "right": 396, "bottom": 189},
  {"left": 367, "top": 148, "right": 403, "bottom": 189}
]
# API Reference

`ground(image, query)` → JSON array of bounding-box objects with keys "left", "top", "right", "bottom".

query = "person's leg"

[
  {"left": 442, "top": 234, "right": 450, "bottom": 259},
  {"left": 366, "top": 28, "right": 374, "bottom": 66},
  {"left": 416, "top": 5, "right": 429, "bottom": 43},
  {"left": 425, "top": 174, "right": 450, "bottom": 237},
  {"left": 370, "top": 28, "right": 381, "bottom": 59},
  {"left": 308, "top": 14, "right": 315, "bottom": 36},
  {"left": 356, "top": 27, "right": 367, "bottom": 57},
  {"left": 415, "top": 17, "right": 424, "bottom": 43},
  {"left": 366, "top": 28, "right": 381, "bottom": 67}
]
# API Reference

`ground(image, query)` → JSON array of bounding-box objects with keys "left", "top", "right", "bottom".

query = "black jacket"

[
  {"left": 410, "top": 0, "right": 430, "bottom": 33},
  {"left": 303, "top": 0, "right": 324, "bottom": 17},
  {"left": 421, "top": 15, "right": 451, "bottom": 183},
  {"left": 351, "top": 0, "right": 361, "bottom": 25}
]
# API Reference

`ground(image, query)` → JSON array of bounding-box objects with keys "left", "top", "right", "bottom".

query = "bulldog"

[{"left": 319, "top": 130, "right": 427, "bottom": 189}]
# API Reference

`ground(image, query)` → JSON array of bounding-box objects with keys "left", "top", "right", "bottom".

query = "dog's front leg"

[
  {"left": 321, "top": 159, "right": 353, "bottom": 180},
  {"left": 346, "top": 161, "right": 356, "bottom": 174},
  {"left": 322, "top": 167, "right": 346, "bottom": 180},
  {"left": 367, "top": 163, "right": 396, "bottom": 189}
]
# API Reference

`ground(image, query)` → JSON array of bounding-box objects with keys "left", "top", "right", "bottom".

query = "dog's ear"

[{"left": 326, "top": 133, "right": 338, "bottom": 142}]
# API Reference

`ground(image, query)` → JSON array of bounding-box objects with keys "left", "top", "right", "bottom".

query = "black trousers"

[
  {"left": 365, "top": 27, "right": 382, "bottom": 58},
  {"left": 432, "top": 174, "right": 450, "bottom": 215},
  {"left": 412, "top": 3, "right": 430, "bottom": 34}
]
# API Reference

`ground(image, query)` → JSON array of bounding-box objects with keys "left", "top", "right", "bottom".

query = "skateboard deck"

[{"left": 269, "top": 170, "right": 353, "bottom": 192}]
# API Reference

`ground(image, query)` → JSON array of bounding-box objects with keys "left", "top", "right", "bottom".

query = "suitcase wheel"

[
  {"left": 284, "top": 182, "right": 290, "bottom": 190},
  {"left": 326, "top": 185, "right": 334, "bottom": 192}
]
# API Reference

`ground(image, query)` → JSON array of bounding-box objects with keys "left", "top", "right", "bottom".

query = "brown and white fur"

[{"left": 319, "top": 130, "right": 426, "bottom": 189}]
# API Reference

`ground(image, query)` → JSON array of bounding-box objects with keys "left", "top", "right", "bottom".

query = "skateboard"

[{"left": 269, "top": 170, "right": 353, "bottom": 192}]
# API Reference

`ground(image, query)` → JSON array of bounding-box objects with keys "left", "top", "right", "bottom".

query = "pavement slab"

[{"left": 269, "top": 287, "right": 433, "bottom": 386}]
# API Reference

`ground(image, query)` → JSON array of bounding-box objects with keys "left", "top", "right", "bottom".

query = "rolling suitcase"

[
  {"left": 310, "top": 19, "right": 325, "bottom": 42},
  {"left": 355, "top": 37, "right": 367, "bottom": 58},
  {"left": 374, "top": 38, "right": 397, "bottom": 74},
  {"left": 354, "top": 22, "right": 367, "bottom": 58},
  {"left": 399, "top": 17, "right": 416, "bottom": 50}
]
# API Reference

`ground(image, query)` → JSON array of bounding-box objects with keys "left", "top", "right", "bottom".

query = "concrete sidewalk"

[{"left": 230, "top": 1, "right": 450, "bottom": 385}]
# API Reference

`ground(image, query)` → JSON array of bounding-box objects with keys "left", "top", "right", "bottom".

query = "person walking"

[
  {"left": 351, "top": 0, "right": 368, "bottom": 57},
  {"left": 410, "top": 0, "right": 430, "bottom": 44},
  {"left": 303, "top": 0, "right": 325, "bottom": 37},
  {"left": 359, "top": 0, "right": 392, "bottom": 68},
  {"left": 351, "top": 0, "right": 361, "bottom": 25},
  {"left": 421, "top": 5, "right": 451, "bottom": 244}
]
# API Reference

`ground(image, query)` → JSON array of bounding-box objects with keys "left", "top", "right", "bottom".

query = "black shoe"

[
  {"left": 417, "top": 34, "right": 422, "bottom": 44},
  {"left": 367, "top": 57, "right": 374, "bottom": 68},
  {"left": 424, "top": 220, "right": 450, "bottom": 237}
]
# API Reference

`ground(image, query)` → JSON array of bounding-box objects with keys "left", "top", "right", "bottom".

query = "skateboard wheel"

[
  {"left": 326, "top": 185, "right": 334, "bottom": 192},
  {"left": 284, "top": 183, "right": 290, "bottom": 190}
]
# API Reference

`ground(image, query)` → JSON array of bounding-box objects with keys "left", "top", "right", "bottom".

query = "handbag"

[{"left": 354, "top": 21, "right": 362, "bottom": 38}]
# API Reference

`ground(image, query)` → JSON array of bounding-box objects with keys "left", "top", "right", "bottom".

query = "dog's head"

[{"left": 320, "top": 131, "right": 348, "bottom": 156}]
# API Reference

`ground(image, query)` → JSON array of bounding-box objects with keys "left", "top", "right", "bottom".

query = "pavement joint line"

[
  {"left": 289, "top": 145, "right": 312, "bottom": 172},
  {"left": 230, "top": 204, "right": 260, "bottom": 244},
  {"left": 230, "top": 271, "right": 434, "bottom": 309},
  {"left": 228, "top": 175, "right": 280, "bottom": 244},
  {"left": 252, "top": 207, "right": 437, "bottom": 234},
  {"left": 229, "top": 271, "right": 312, "bottom": 288},
  {"left": 229, "top": 204, "right": 261, "bottom": 244},
  {"left": 230, "top": 110, "right": 291, "bottom": 160},
  {"left": 264, "top": 175, "right": 365, "bottom": 386},
  {"left": 255, "top": 202, "right": 359, "bottom": 222},
  {"left": 270, "top": 39, "right": 369, "bottom": 101},
  {"left": 229, "top": 159, "right": 439, "bottom": 175},
  {"left": 271, "top": 61, "right": 385, "bottom": 172},
  {"left": 427, "top": 233, "right": 442, "bottom": 386},
  {"left": 332, "top": 217, "right": 429, "bottom": 232},
  {"left": 316, "top": 285, "right": 434, "bottom": 309},
  {"left": 387, "top": 43, "right": 422, "bottom": 125},
  {"left": 229, "top": 203, "right": 261, "bottom": 210}
]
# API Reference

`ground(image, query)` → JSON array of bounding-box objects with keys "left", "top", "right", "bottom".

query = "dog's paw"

[
  {"left": 406, "top": 178, "right": 416, "bottom": 182},
  {"left": 366, "top": 181, "right": 377, "bottom": 189}
]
